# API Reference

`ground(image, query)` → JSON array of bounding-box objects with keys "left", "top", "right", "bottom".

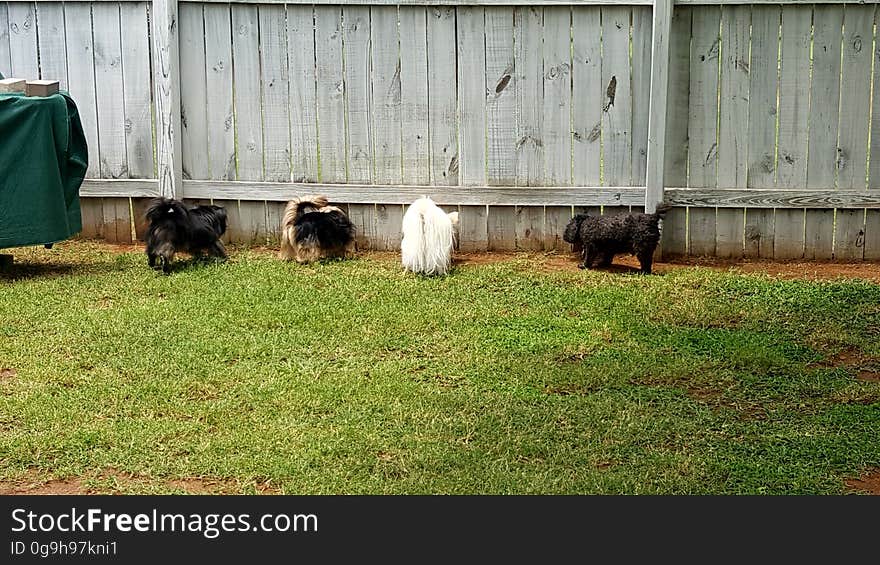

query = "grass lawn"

[{"left": 1, "top": 241, "right": 879, "bottom": 494}]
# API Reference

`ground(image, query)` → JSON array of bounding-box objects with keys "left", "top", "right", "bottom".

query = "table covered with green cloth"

[{"left": 0, "top": 91, "right": 88, "bottom": 249}]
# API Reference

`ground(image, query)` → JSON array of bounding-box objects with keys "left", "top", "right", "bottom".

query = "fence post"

[
  {"left": 151, "top": 0, "right": 183, "bottom": 199},
  {"left": 645, "top": 0, "right": 674, "bottom": 213}
]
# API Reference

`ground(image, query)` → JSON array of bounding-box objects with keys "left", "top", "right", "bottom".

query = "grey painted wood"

[
  {"left": 288, "top": 4, "right": 319, "bottom": 183},
  {"left": 459, "top": 205, "right": 489, "bottom": 251},
  {"left": 663, "top": 6, "right": 690, "bottom": 189},
  {"left": 571, "top": 6, "right": 600, "bottom": 187},
  {"left": 806, "top": 5, "right": 842, "bottom": 191},
  {"left": 203, "top": 3, "right": 236, "bottom": 181},
  {"left": 744, "top": 208, "right": 774, "bottom": 258},
  {"left": 601, "top": 5, "right": 632, "bottom": 186},
  {"left": 342, "top": 5, "right": 372, "bottom": 183},
  {"left": 426, "top": 6, "right": 458, "bottom": 185},
  {"left": 259, "top": 4, "right": 291, "bottom": 182},
  {"left": 485, "top": 6, "right": 516, "bottom": 186},
  {"left": 456, "top": 6, "right": 487, "bottom": 186},
  {"left": 543, "top": 6, "right": 572, "bottom": 186},
  {"left": 399, "top": 6, "right": 430, "bottom": 185},
  {"left": 687, "top": 5, "right": 719, "bottom": 190},
  {"left": 632, "top": 5, "right": 652, "bottom": 189},
  {"left": 7, "top": 2, "right": 37, "bottom": 78},
  {"left": 151, "top": 0, "right": 183, "bottom": 197},
  {"left": 746, "top": 5, "right": 778, "bottom": 189},
  {"left": 487, "top": 205, "right": 516, "bottom": 250},
  {"left": 544, "top": 205, "right": 571, "bottom": 250},
  {"left": 120, "top": 3, "right": 154, "bottom": 179},
  {"left": 180, "top": 3, "right": 209, "bottom": 180},
  {"left": 35, "top": 2, "right": 68, "bottom": 89},
  {"left": 0, "top": 5, "right": 10, "bottom": 76},
  {"left": 314, "top": 6, "right": 346, "bottom": 183},
  {"left": 231, "top": 4, "right": 262, "bottom": 181},
  {"left": 660, "top": 207, "right": 687, "bottom": 257},
  {"left": 515, "top": 206, "right": 545, "bottom": 250},
  {"left": 92, "top": 3, "right": 128, "bottom": 179},
  {"left": 515, "top": 6, "right": 545, "bottom": 186},
  {"left": 64, "top": 3, "right": 100, "bottom": 178},
  {"left": 371, "top": 5, "right": 402, "bottom": 185}
]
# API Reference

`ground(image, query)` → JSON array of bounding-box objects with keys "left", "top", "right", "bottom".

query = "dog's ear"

[{"left": 563, "top": 214, "right": 586, "bottom": 244}]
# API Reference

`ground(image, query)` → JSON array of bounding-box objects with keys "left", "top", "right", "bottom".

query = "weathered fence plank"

[
  {"left": 485, "top": 6, "right": 516, "bottom": 186},
  {"left": 92, "top": 3, "right": 127, "bottom": 179},
  {"left": 835, "top": 3, "right": 873, "bottom": 260},
  {"left": 231, "top": 4, "right": 262, "bottom": 181},
  {"left": 457, "top": 6, "right": 487, "bottom": 186},
  {"left": 259, "top": 4, "right": 291, "bottom": 182},
  {"left": 343, "top": 5, "right": 372, "bottom": 183},
  {"left": 288, "top": 4, "right": 319, "bottom": 183},
  {"left": 180, "top": 3, "right": 209, "bottom": 180},
  {"left": 487, "top": 206, "right": 516, "bottom": 251},
  {"left": 204, "top": 3, "right": 236, "bottom": 181},
  {"left": 152, "top": 0, "right": 183, "bottom": 197},
  {"left": 631, "top": 5, "right": 652, "bottom": 188},
  {"left": 120, "top": 3, "right": 153, "bottom": 179},
  {"left": 426, "top": 6, "right": 458, "bottom": 186},
  {"left": 64, "top": 3, "right": 100, "bottom": 179},
  {"left": 543, "top": 6, "right": 572, "bottom": 186},
  {"left": 35, "top": 2, "right": 68, "bottom": 89},
  {"left": 0, "top": 5, "right": 10, "bottom": 75},
  {"left": 571, "top": 6, "right": 600, "bottom": 187},
  {"left": 371, "top": 6, "right": 402, "bottom": 185},
  {"left": 314, "top": 6, "right": 346, "bottom": 183},
  {"left": 459, "top": 205, "right": 488, "bottom": 251},
  {"left": 715, "top": 4, "right": 749, "bottom": 258},
  {"left": 601, "top": 5, "right": 631, "bottom": 187},
  {"left": 7, "top": 2, "right": 37, "bottom": 78},
  {"left": 515, "top": 5, "right": 545, "bottom": 187},
  {"left": 515, "top": 206, "right": 545, "bottom": 250},
  {"left": 399, "top": 6, "right": 430, "bottom": 185}
]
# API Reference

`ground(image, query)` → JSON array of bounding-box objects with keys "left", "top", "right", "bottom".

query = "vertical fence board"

[
  {"left": 266, "top": 201, "right": 285, "bottom": 245},
  {"left": 459, "top": 206, "right": 488, "bottom": 252},
  {"left": 485, "top": 6, "right": 515, "bottom": 186},
  {"left": 744, "top": 208, "right": 774, "bottom": 258},
  {"left": 231, "top": 5, "right": 263, "bottom": 181},
  {"left": 514, "top": 6, "right": 544, "bottom": 187},
  {"left": 867, "top": 9, "right": 880, "bottom": 259},
  {"left": 0, "top": 4, "right": 10, "bottom": 76},
  {"left": 64, "top": 3, "right": 99, "bottom": 178},
  {"left": 399, "top": 6, "right": 430, "bottom": 185},
  {"left": 715, "top": 5, "right": 749, "bottom": 258},
  {"left": 92, "top": 3, "right": 127, "bottom": 179},
  {"left": 204, "top": 4, "right": 236, "bottom": 181},
  {"left": 288, "top": 5, "right": 318, "bottom": 183},
  {"left": 544, "top": 206, "right": 570, "bottom": 251},
  {"left": 687, "top": 6, "right": 720, "bottom": 256},
  {"left": 180, "top": 3, "right": 209, "bottom": 180},
  {"left": 457, "top": 6, "right": 486, "bottom": 186},
  {"left": 343, "top": 5, "right": 372, "bottom": 184},
  {"left": 371, "top": 6, "right": 402, "bottom": 185},
  {"left": 260, "top": 4, "right": 291, "bottom": 182},
  {"left": 660, "top": 7, "right": 691, "bottom": 259},
  {"left": 772, "top": 6, "right": 810, "bottom": 260},
  {"left": 375, "top": 204, "right": 404, "bottom": 251},
  {"left": 121, "top": 2, "right": 154, "bottom": 179},
  {"left": 78, "top": 199, "right": 104, "bottom": 239},
  {"left": 515, "top": 206, "right": 544, "bottom": 251},
  {"left": 314, "top": 6, "right": 346, "bottom": 183},
  {"left": 542, "top": 6, "right": 572, "bottom": 186},
  {"left": 571, "top": 6, "right": 600, "bottom": 187},
  {"left": 631, "top": 6, "right": 651, "bottom": 187},
  {"left": 835, "top": 4, "right": 873, "bottom": 260},
  {"left": 7, "top": 2, "right": 37, "bottom": 78},
  {"left": 601, "top": 5, "right": 631, "bottom": 187},
  {"left": 35, "top": 2, "right": 68, "bottom": 89},
  {"left": 347, "top": 203, "right": 376, "bottom": 251},
  {"left": 487, "top": 206, "right": 516, "bottom": 251},
  {"left": 101, "top": 197, "right": 132, "bottom": 244},
  {"left": 426, "top": 6, "right": 457, "bottom": 186}
]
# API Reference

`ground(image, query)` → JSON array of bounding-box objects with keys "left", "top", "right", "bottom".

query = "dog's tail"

[
  {"left": 145, "top": 197, "right": 188, "bottom": 224},
  {"left": 280, "top": 195, "right": 330, "bottom": 261},
  {"left": 401, "top": 197, "right": 456, "bottom": 276}
]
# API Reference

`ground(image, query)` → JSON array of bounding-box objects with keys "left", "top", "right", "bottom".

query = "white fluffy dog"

[{"left": 401, "top": 197, "right": 459, "bottom": 276}]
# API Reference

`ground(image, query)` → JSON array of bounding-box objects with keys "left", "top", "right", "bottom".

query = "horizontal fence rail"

[{"left": 2, "top": 0, "right": 880, "bottom": 259}]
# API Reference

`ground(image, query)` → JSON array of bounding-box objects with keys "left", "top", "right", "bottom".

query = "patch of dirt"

[
  {"left": 809, "top": 348, "right": 880, "bottom": 383},
  {"left": 0, "top": 368, "right": 15, "bottom": 381},
  {"left": 856, "top": 371, "right": 880, "bottom": 383},
  {"left": 0, "top": 468, "right": 280, "bottom": 495},
  {"left": 845, "top": 468, "right": 880, "bottom": 495}
]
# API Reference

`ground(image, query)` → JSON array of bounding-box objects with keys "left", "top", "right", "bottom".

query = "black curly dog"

[
  {"left": 562, "top": 204, "right": 672, "bottom": 274},
  {"left": 145, "top": 197, "right": 228, "bottom": 274}
]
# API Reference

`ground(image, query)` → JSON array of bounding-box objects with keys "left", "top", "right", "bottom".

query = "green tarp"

[{"left": 0, "top": 91, "right": 88, "bottom": 249}]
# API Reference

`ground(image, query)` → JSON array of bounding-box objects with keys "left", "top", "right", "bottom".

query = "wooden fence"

[{"left": 2, "top": 0, "right": 880, "bottom": 259}]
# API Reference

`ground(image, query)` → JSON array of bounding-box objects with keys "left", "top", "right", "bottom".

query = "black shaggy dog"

[
  {"left": 279, "top": 195, "right": 356, "bottom": 264},
  {"left": 562, "top": 204, "right": 672, "bottom": 274},
  {"left": 144, "top": 197, "right": 228, "bottom": 274}
]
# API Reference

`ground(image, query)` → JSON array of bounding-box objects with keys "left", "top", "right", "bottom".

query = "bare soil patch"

[{"left": 845, "top": 468, "right": 880, "bottom": 495}]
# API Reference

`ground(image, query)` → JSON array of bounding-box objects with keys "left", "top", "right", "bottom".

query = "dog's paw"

[{"left": 577, "top": 262, "right": 587, "bottom": 270}]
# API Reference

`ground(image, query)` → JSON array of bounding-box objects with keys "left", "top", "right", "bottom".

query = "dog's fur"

[
  {"left": 401, "top": 197, "right": 459, "bottom": 276},
  {"left": 144, "top": 197, "right": 228, "bottom": 273},
  {"left": 279, "top": 195, "right": 356, "bottom": 264},
  {"left": 562, "top": 204, "right": 672, "bottom": 274}
]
